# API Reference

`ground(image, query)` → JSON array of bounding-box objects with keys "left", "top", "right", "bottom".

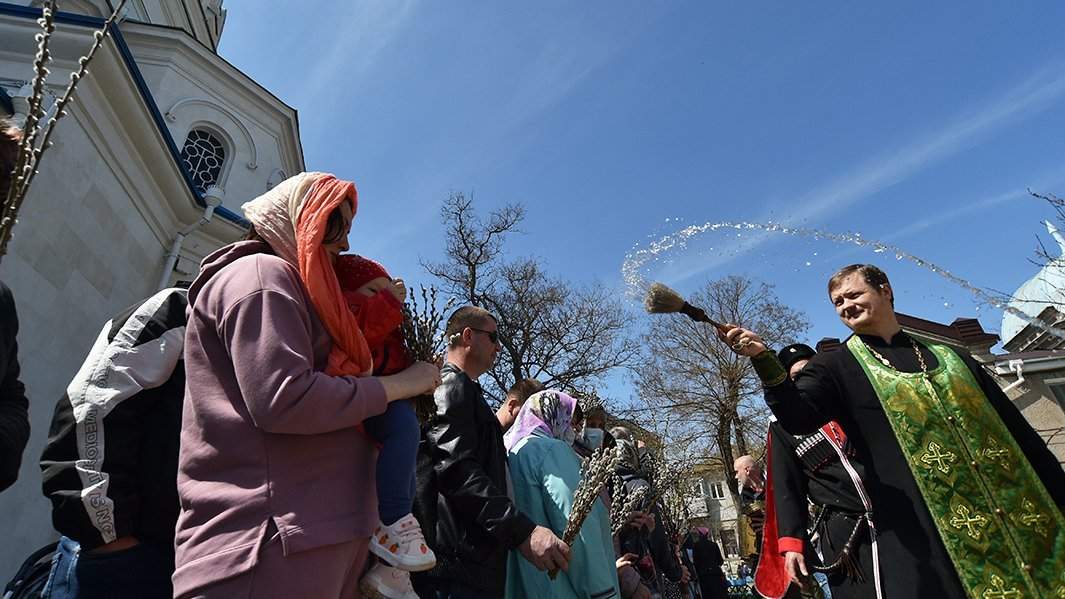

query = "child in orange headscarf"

[{"left": 335, "top": 255, "right": 436, "bottom": 597}]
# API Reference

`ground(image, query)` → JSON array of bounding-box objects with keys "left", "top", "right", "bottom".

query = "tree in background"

[
  {"left": 424, "top": 192, "right": 639, "bottom": 403},
  {"left": 632, "top": 275, "right": 807, "bottom": 509}
]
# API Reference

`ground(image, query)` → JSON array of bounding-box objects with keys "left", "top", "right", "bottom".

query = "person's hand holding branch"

[{"left": 719, "top": 324, "right": 768, "bottom": 357}]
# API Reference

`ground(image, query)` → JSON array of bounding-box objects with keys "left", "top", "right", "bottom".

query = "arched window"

[{"left": 180, "top": 129, "right": 226, "bottom": 193}]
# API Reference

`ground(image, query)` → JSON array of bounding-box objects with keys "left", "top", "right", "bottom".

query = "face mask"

[{"left": 582, "top": 427, "right": 604, "bottom": 450}]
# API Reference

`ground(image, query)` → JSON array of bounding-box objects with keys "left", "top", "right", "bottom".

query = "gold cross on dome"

[
  {"left": 919, "top": 441, "right": 957, "bottom": 474},
  {"left": 1019, "top": 498, "right": 1050, "bottom": 538},
  {"left": 982, "top": 574, "right": 1021, "bottom": 599},
  {"left": 949, "top": 504, "right": 989, "bottom": 540}
]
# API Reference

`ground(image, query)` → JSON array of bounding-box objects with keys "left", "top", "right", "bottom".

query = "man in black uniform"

[{"left": 758, "top": 343, "right": 875, "bottom": 599}]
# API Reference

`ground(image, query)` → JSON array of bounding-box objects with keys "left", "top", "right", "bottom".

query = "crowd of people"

[{"left": 1, "top": 142, "right": 1062, "bottom": 599}]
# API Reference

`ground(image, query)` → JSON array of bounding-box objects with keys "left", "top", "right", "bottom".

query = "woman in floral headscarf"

[
  {"left": 173, "top": 172, "right": 440, "bottom": 598},
  {"left": 503, "top": 390, "right": 620, "bottom": 599}
]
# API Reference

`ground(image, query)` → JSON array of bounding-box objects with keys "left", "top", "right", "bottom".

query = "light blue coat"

[{"left": 505, "top": 432, "right": 619, "bottom": 599}]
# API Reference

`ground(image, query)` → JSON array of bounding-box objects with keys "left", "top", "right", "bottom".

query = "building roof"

[
  {"left": 1002, "top": 305, "right": 1065, "bottom": 353},
  {"left": 814, "top": 312, "right": 999, "bottom": 354},
  {"left": 897, "top": 312, "right": 1000, "bottom": 348}
]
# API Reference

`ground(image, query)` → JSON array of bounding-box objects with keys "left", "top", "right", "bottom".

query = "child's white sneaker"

[
  {"left": 360, "top": 562, "right": 419, "bottom": 599},
  {"left": 369, "top": 513, "right": 437, "bottom": 572}
]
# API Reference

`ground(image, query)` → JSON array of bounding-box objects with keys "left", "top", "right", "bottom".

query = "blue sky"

[{"left": 220, "top": 2, "right": 1065, "bottom": 398}]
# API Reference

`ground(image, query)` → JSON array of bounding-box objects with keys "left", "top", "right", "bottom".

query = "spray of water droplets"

[{"left": 622, "top": 220, "right": 1065, "bottom": 341}]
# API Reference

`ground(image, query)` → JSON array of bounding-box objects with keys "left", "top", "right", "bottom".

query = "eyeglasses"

[{"left": 469, "top": 327, "right": 499, "bottom": 344}]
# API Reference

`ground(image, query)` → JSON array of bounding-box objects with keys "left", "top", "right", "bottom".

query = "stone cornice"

[{"left": 121, "top": 22, "right": 304, "bottom": 176}]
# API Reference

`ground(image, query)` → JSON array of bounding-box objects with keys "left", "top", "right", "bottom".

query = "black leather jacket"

[
  {"left": 0, "top": 281, "right": 28, "bottom": 492},
  {"left": 413, "top": 362, "right": 535, "bottom": 594}
]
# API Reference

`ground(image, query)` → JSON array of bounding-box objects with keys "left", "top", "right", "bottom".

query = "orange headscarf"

[{"left": 242, "top": 172, "right": 373, "bottom": 377}]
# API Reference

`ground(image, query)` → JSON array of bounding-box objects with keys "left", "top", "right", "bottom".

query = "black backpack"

[{"left": 2, "top": 543, "right": 57, "bottom": 599}]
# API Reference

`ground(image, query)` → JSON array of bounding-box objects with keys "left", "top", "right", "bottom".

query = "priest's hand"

[
  {"left": 784, "top": 551, "right": 808, "bottom": 587},
  {"left": 720, "top": 324, "right": 768, "bottom": 357}
]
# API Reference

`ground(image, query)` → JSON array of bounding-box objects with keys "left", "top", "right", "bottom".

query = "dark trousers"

[
  {"left": 78, "top": 541, "right": 173, "bottom": 599},
  {"left": 697, "top": 571, "right": 729, "bottom": 599},
  {"left": 363, "top": 398, "right": 419, "bottom": 525}
]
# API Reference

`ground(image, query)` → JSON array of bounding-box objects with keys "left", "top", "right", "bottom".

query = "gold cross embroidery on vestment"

[
  {"left": 919, "top": 440, "right": 957, "bottom": 474},
  {"left": 983, "top": 574, "right": 1022, "bottom": 599},
  {"left": 980, "top": 436, "right": 1011, "bottom": 471},
  {"left": 1019, "top": 498, "right": 1050, "bottom": 538},
  {"left": 949, "top": 504, "right": 989, "bottom": 540}
]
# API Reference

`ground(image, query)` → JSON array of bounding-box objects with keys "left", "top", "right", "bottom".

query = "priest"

[{"left": 724, "top": 264, "right": 1065, "bottom": 598}]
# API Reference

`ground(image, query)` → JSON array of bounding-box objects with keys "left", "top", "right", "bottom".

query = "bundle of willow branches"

[
  {"left": 548, "top": 444, "right": 620, "bottom": 580},
  {"left": 401, "top": 284, "right": 454, "bottom": 361},
  {"left": 1, "top": 0, "right": 128, "bottom": 260},
  {"left": 401, "top": 284, "right": 455, "bottom": 421},
  {"left": 661, "top": 486, "right": 691, "bottom": 540},
  {"left": 641, "top": 452, "right": 689, "bottom": 510},
  {"left": 611, "top": 476, "right": 650, "bottom": 536},
  {"left": 562, "top": 445, "right": 620, "bottom": 545}
]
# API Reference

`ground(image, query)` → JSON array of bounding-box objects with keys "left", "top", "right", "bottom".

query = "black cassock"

[
  {"left": 761, "top": 332, "right": 1065, "bottom": 599},
  {"left": 769, "top": 420, "right": 874, "bottom": 599}
]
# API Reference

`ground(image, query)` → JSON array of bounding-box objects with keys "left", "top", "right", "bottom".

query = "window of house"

[
  {"left": 1048, "top": 381, "right": 1065, "bottom": 410},
  {"left": 709, "top": 481, "right": 726, "bottom": 499},
  {"left": 180, "top": 129, "right": 226, "bottom": 193}
]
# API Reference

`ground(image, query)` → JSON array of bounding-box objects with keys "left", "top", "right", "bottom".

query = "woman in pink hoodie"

[{"left": 173, "top": 172, "right": 439, "bottom": 598}]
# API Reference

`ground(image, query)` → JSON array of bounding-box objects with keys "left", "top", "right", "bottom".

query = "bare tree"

[
  {"left": 423, "top": 192, "right": 524, "bottom": 305},
  {"left": 423, "top": 192, "right": 640, "bottom": 404},
  {"left": 632, "top": 276, "right": 808, "bottom": 508}
]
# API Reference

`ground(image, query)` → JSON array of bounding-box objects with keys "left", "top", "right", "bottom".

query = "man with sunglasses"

[{"left": 413, "top": 306, "right": 570, "bottom": 599}]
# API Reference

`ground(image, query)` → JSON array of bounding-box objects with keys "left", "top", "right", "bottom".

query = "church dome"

[{"left": 1001, "top": 221, "right": 1065, "bottom": 344}]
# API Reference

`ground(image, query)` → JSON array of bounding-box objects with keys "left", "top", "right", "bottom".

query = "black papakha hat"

[{"left": 777, "top": 343, "right": 816, "bottom": 372}]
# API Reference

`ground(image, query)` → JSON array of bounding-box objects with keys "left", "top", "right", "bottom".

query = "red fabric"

[
  {"left": 335, "top": 255, "right": 413, "bottom": 377},
  {"left": 295, "top": 176, "right": 373, "bottom": 377},
  {"left": 334, "top": 254, "right": 390, "bottom": 292},
  {"left": 824, "top": 420, "right": 848, "bottom": 447},
  {"left": 754, "top": 428, "right": 793, "bottom": 599},
  {"left": 777, "top": 537, "right": 804, "bottom": 555}
]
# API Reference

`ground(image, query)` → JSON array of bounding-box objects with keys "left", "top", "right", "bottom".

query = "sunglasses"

[{"left": 469, "top": 327, "right": 499, "bottom": 344}]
